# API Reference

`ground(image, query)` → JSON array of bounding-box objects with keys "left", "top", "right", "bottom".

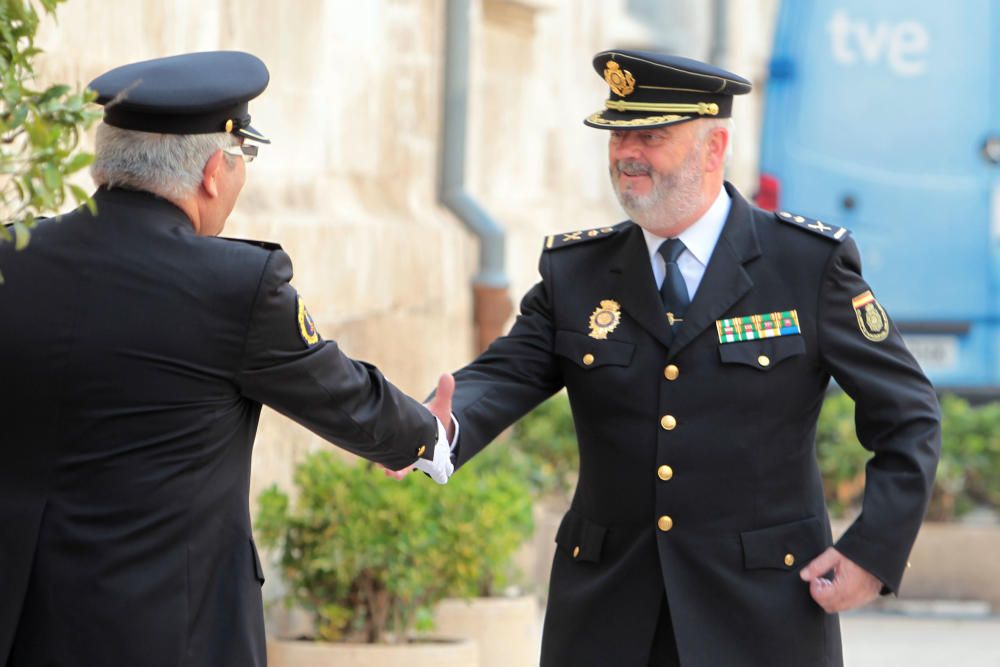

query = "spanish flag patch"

[{"left": 851, "top": 290, "right": 889, "bottom": 342}]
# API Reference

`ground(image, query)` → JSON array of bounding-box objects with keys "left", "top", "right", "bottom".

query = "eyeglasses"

[{"left": 222, "top": 143, "right": 259, "bottom": 163}]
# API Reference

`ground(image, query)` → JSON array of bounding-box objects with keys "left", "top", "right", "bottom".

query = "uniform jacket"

[
  {"left": 0, "top": 187, "right": 437, "bottom": 666},
  {"left": 450, "top": 183, "right": 940, "bottom": 666}
]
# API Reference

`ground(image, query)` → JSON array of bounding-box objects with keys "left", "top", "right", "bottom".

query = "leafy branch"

[{"left": 0, "top": 0, "right": 100, "bottom": 275}]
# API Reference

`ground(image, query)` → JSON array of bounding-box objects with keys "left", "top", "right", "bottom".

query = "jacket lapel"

[
  {"left": 667, "top": 182, "right": 762, "bottom": 359},
  {"left": 610, "top": 224, "right": 675, "bottom": 350}
]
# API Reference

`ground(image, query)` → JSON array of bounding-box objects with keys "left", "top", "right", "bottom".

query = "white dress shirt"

[{"left": 641, "top": 186, "right": 731, "bottom": 300}]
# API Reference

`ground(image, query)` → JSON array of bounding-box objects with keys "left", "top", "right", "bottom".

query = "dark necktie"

[{"left": 657, "top": 238, "right": 690, "bottom": 328}]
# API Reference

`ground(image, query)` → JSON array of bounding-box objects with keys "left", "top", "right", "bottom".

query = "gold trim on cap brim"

[{"left": 584, "top": 111, "right": 692, "bottom": 128}]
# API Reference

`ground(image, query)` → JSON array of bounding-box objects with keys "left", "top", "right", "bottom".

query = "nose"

[{"left": 610, "top": 132, "right": 642, "bottom": 160}]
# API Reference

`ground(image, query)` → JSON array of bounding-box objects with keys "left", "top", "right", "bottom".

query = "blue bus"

[{"left": 758, "top": 0, "right": 1000, "bottom": 394}]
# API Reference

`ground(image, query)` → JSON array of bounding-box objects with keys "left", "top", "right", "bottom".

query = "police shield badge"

[
  {"left": 852, "top": 290, "right": 889, "bottom": 342},
  {"left": 588, "top": 300, "right": 622, "bottom": 340}
]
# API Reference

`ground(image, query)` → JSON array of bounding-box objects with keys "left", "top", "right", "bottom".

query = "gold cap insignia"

[
  {"left": 851, "top": 290, "right": 889, "bottom": 342},
  {"left": 297, "top": 295, "right": 321, "bottom": 348},
  {"left": 588, "top": 300, "right": 622, "bottom": 340},
  {"left": 604, "top": 61, "right": 635, "bottom": 97}
]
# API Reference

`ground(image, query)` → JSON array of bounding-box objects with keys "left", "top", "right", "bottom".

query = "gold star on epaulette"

[
  {"left": 774, "top": 211, "right": 849, "bottom": 242},
  {"left": 544, "top": 225, "right": 622, "bottom": 251}
]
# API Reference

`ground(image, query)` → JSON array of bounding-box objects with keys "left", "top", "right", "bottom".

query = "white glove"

[{"left": 411, "top": 417, "right": 454, "bottom": 484}]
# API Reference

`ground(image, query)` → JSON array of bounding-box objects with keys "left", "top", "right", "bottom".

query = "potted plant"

[
  {"left": 495, "top": 392, "right": 580, "bottom": 600},
  {"left": 432, "top": 445, "right": 539, "bottom": 667},
  {"left": 256, "top": 444, "right": 537, "bottom": 666},
  {"left": 255, "top": 451, "right": 479, "bottom": 666}
]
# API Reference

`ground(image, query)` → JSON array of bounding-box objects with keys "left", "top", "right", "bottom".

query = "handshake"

[{"left": 384, "top": 373, "right": 457, "bottom": 485}]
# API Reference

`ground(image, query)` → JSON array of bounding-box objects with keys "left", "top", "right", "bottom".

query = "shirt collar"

[{"left": 641, "top": 185, "right": 732, "bottom": 267}]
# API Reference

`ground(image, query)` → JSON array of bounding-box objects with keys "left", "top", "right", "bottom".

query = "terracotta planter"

[
  {"left": 266, "top": 637, "right": 478, "bottom": 667},
  {"left": 433, "top": 595, "right": 540, "bottom": 667}
]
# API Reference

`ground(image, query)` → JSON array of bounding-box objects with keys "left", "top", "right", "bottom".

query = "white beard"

[{"left": 611, "top": 145, "right": 707, "bottom": 235}]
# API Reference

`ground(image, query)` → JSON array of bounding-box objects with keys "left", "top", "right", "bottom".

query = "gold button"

[
  {"left": 784, "top": 553, "right": 795, "bottom": 567},
  {"left": 573, "top": 546, "right": 580, "bottom": 558},
  {"left": 416, "top": 445, "right": 426, "bottom": 457},
  {"left": 583, "top": 353, "right": 595, "bottom": 366},
  {"left": 757, "top": 355, "right": 771, "bottom": 367},
  {"left": 657, "top": 515, "right": 673, "bottom": 532},
  {"left": 660, "top": 415, "right": 677, "bottom": 431},
  {"left": 664, "top": 364, "right": 679, "bottom": 381},
  {"left": 657, "top": 465, "right": 673, "bottom": 481}
]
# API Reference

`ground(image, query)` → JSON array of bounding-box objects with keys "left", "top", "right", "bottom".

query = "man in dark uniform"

[
  {"left": 434, "top": 50, "right": 941, "bottom": 666},
  {"left": 0, "top": 51, "right": 452, "bottom": 666}
]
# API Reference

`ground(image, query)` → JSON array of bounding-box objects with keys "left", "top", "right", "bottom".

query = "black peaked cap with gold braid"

[
  {"left": 585, "top": 50, "right": 751, "bottom": 130},
  {"left": 89, "top": 51, "right": 271, "bottom": 144}
]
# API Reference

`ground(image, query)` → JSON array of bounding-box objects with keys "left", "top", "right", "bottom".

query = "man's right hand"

[{"left": 425, "top": 373, "right": 456, "bottom": 441}]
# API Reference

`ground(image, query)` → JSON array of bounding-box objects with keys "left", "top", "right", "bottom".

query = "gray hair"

[
  {"left": 90, "top": 123, "right": 238, "bottom": 201},
  {"left": 696, "top": 117, "right": 735, "bottom": 165}
]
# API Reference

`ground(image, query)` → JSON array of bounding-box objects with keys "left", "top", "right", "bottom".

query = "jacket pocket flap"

[
  {"left": 250, "top": 537, "right": 266, "bottom": 584},
  {"left": 555, "top": 330, "right": 635, "bottom": 369},
  {"left": 719, "top": 335, "right": 806, "bottom": 371},
  {"left": 740, "top": 516, "right": 824, "bottom": 571},
  {"left": 555, "top": 509, "right": 608, "bottom": 563}
]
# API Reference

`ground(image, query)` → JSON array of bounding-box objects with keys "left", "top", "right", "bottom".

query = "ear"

[
  {"left": 201, "top": 149, "right": 225, "bottom": 198},
  {"left": 703, "top": 126, "right": 729, "bottom": 173}
]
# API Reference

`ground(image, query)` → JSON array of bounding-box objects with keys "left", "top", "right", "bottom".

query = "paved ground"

[
  {"left": 527, "top": 607, "right": 1000, "bottom": 665},
  {"left": 841, "top": 612, "right": 1000, "bottom": 667}
]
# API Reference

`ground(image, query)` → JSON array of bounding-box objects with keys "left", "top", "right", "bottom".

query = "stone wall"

[{"left": 33, "top": 0, "right": 778, "bottom": 502}]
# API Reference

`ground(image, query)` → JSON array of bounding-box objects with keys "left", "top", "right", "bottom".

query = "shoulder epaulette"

[
  {"left": 544, "top": 222, "right": 627, "bottom": 251},
  {"left": 218, "top": 236, "right": 283, "bottom": 251},
  {"left": 774, "top": 210, "right": 849, "bottom": 242}
]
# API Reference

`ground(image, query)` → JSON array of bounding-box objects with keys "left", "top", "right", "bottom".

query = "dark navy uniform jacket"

[
  {"left": 0, "top": 187, "right": 437, "bottom": 666},
  {"left": 449, "top": 183, "right": 940, "bottom": 667}
]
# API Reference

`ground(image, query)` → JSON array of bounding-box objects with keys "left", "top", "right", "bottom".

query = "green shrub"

[
  {"left": 503, "top": 390, "right": 1000, "bottom": 522},
  {"left": 255, "top": 447, "right": 533, "bottom": 644},
  {"left": 816, "top": 392, "right": 1000, "bottom": 520},
  {"left": 505, "top": 392, "right": 579, "bottom": 499},
  {"left": 935, "top": 395, "right": 1000, "bottom": 517},
  {"left": 814, "top": 392, "right": 868, "bottom": 516}
]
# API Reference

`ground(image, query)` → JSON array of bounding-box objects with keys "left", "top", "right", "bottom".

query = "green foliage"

[
  {"left": 505, "top": 392, "right": 579, "bottom": 499},
  {"left": 439, "top": 445, "right": 535, "bottom": 598},
  {"left": 934, "top": 395, "right": 1000, "bottom": 517},
  {"left": 503, "top": 390, "right": 1000, "bottom": 522},
  {"left": 814, "top": 392, "right": 868, "bottom": 516},
  {"left": 817, "top": 392, "right": 1000, "bottom": 521},
  {"left": 0, "top": 0, "right": 100, "bottom": 272},
  {"left": 255, "top": 449, "right": 533, "bottom": 644}
]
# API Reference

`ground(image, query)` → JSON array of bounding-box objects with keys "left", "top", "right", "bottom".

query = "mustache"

[{"left": 614, "top": 160, "right": 652, "bottom": 176}]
